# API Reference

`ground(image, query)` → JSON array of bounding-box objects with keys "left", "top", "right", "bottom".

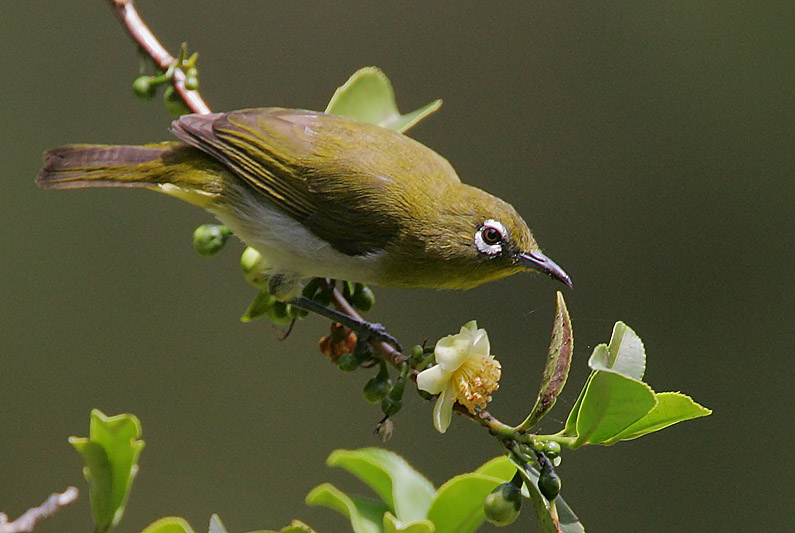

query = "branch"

[
  {"left": 102, "top": 1, "right": 532, "bottom": 445},
  {"left": 0, "top": 487, "right": 78, "bottom": 533},
  {"left": 108, "top": 0, "right": 211, "bottom": 114}
]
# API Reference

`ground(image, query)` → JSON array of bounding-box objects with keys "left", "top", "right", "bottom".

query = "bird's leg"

[{"left": 289, "top": 295, "right": 403, "bottom": 352}]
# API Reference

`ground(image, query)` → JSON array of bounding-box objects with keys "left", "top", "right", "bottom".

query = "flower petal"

[
  {"left": 471, "top": 328, "right": 491, "bottom": 357},
  {"left": 432, "top": 383, "right": 455, "bottom": 433},
  {"left": 462, "top": 320, "right": 479, "bottom": 333},
  {"left": 416, "top": 364, "right": 450, "bottom": 395},
  {"left": 434, "top": 336, "right": 472, "bottom": 371}
]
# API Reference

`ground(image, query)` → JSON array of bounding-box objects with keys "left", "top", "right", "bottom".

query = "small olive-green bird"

[{"left": 37, "top": 108, "right": 571, "bottom": 303}]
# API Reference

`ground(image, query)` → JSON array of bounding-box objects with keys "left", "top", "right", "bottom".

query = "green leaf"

[
  {"left": 603, "top": 391, "right": 712, "bottom": 443},
  {"left": 602, "top": 322, "right": 646, "bottom": 379},
  {"left": 382, "top": 513, "right": 434, "bottom": 533},
  {"left": 560, "top": 372, "right": 592, "bottom": 438},
  {"left": 241, "top": 290, "right": 276, "bottom": 322},
  {"left": 426, "top": 473, "right": 505, "bottom": 533},
  {"left": 325, "top": 67, "right": 442, "bottom": 133},
  {"left": 573, "top": 360, "right": 657, "bottom": 446},
  {"left": 208, "top": 514, "right": 228, "bottom": 533},
  {"left": 69, "top": 410, "right": 144, "bottom": 533},
  {"left": 562, "top": 322, "right": 711, "bottom": 446},
  {"left": 327, "top": 448, "right": 436, "bottom": 522},
  {"left": 141, "top": 517, "right": 195, "bottom": 533},
  {"left": 473, "top": 455, "right": 516, "bottom": 481},
  {"left": 252, "top": 521, "right": 316, "bottom": 533},
  {"left": 519, "top": 291, "right": 574, "bottom": 431},
  {"left": 306, "top": 483, "right": 388, "bottom": 533}
]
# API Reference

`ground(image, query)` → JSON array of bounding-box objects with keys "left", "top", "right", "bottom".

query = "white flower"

[{"left": 417, "top": 321, "right": 501, "bottom": 433}]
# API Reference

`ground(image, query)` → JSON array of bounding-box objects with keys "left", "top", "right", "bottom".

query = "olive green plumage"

[{"left": 37, "top": 108, "right": 570, "bottom": 294}]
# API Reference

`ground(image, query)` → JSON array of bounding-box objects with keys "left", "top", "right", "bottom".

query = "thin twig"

[
  {"left": 0, "top": 487, "right": 79, "bottom": 533},
  {"left": 108, "top": 0, "right": 211, "bottom": 114}
]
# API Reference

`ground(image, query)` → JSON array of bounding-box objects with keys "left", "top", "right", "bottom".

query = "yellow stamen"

[{"left": 451, "top": 354, "right": 501, "bottom": 413}]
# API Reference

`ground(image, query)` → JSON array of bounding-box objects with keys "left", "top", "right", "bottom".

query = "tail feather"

[
  {"left": 36, "top": 141, "right": 225, "bottom": 207},
  {"left": 36, "top": 143, "right": 179, "bottom": 189}
]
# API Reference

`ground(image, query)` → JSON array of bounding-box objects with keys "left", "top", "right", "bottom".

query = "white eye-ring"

[{"left": 475, "top": 219, "right": 507, "bottom": 255}]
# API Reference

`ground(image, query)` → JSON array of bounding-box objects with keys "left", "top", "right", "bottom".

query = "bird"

[{"left": 37, "top": 108, "right": 571, "bottom": 345}]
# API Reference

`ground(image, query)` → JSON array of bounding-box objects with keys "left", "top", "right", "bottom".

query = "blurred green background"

[{"left": 2, "top": 1, "right": 792, "bottom": 531}]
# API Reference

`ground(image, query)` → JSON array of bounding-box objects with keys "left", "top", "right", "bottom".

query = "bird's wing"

[{"left": 172, "top": 108, "right": 459, "bottom": 256}]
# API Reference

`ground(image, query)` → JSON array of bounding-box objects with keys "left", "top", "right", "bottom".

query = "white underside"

[{"left": 209, "top": 197, "right": 388, "bottom": 285}]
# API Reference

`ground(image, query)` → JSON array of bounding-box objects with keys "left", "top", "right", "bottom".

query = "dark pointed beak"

[{"left": 517, "top": 251, "right": 572, "bottom": 288}]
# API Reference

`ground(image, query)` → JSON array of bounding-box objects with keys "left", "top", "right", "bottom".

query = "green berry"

[
  {"left": 350, "top": 285, "right": 375, "bottom": 311},
  {"left": 544, "top": 440, "right": 561, "bottom": 458},
  {"left": 184, "top": 75, "right": 199, "bottom": 91},
  {"left": 265, "top": 301, "right": 294, "bottom": 326},
  {"left": 484, "top": 482, "right": 522, "bottom": 526},
  {"left": 132, "top": 76, "right": 156, "bottom": 100},
  {"left": 362, "top": 375, "right": 392, "bottom": 403},
  {"left": 537, "top": 455, "right": 561, "bottom": 501},
  {"left": 192, "top": 224, "right": 230, "bottom": 256},
  {"left": 336, "top": 353, "right": 360, "bottom": 372}
]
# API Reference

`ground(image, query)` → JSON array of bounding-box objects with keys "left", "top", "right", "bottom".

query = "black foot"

[
  {"left": 289, "top": 295, "right": 403, "bottom": 352},
  {"left": 362, "top": 322, "right": 402, "bottom": 352}
]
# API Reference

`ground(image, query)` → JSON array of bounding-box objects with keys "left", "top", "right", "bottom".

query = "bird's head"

[{"left": 387, "top": 184, "right": 571, "bottom": 290}]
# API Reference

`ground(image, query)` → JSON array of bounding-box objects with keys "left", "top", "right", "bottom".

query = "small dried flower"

[{"left": 319, "top": 323, "right": 357, "bottom": 362}]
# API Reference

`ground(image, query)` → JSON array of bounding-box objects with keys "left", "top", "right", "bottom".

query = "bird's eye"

[
  {"left": 482, "top": 226, "right": 502, "bottom": 245},
  {"left": 475, "top": 219, "right": 507, "bottom": 256}
]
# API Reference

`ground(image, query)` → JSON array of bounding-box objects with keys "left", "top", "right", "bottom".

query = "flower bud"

[
  {"left": 192, "top": 224, "right": 230, "bottom": 256},
  {"left": 362, "top": 375, "right": 392, "bottom": 403},
  {"left": 537, "top": 455, "right": 561, "bottom": 501},
  {"left": 484, "top": 482, "right": 522, "bottom": 526},
  {"left": 184, "top": 68, "right": 199, "bottom": 90},
  {"left": 240, "top": 247, "right": 270, "bottom": 288},
  {"left": 350, "top": 285, "right": 375, "bottom": 311},
  {"left": 132, "top": 76, "right": 156, "bottom": 100},
  {"left": 362, "top": 364, "right": 392, "bottom": 404},
  {"left": 410, "top": 345, "right": 424, "bottom": 360}
]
